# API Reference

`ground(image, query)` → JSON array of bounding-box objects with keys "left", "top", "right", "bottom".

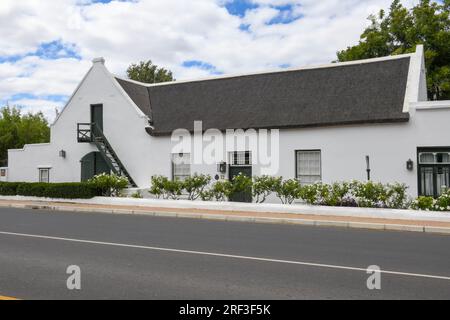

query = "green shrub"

[
  {"left": 0, "top": 182, "right": 98, "bottom": 199},
  {"left": 149, "top": 176, "right": 183, "bottom": 200},
  {"left": 298, "top": 184, "right": 319, "bottom": 205},
  {"left": 183, "top": 174, "right": 211, "bottom": 201},
  {"left": 350, "top": 180, "right": 388, "bottom": 208},
  {"left": 434, "top": 189, "right": 450, "bottom": 211},
  {"left": 201, "top": 180, "right": 233, "bottom": 202},
  {"left": 89, "top": 173, "right": 129, "bottom": 197},
  {"left": 386, "top": 183, "right": 410, "bottom": 209},
  {"left": 131, "top": 191, "right": 143, "bottom": 199},
  {"left": 231, "top": 173, "right": 253, "bottom": 196},
  {"left": 275, "top": 179, "right": 301, "bottom": 204},
  {"left": 0, "top": 182, "right": 21, "bottom": 196},
  {"left": 149, "top": 176, "right": 166, "bottom": 199},
  {"left": 411, "top": 196, "right": 435, "bottom": 211},
  {"left": 253, "top": 176, "right": 281, "bottom": 203}
]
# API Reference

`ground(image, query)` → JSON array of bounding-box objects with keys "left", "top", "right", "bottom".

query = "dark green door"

[
  {"left": 81, "top": 152, "right": 110, "bottom": 182},
  {"left": 91, "top": 104, "right": 103, "bottom": 131},
  {"left": 229, "top": 166, "right": 252, "bottom": 203}
]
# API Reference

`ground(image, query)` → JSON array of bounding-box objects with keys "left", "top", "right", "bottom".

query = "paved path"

[{"left": 0, "top": 206, "right": 450, "bottom": 299}]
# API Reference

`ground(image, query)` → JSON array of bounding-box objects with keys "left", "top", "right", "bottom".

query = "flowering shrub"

[
  {"left": 149, "top": 175, "right": 183, "bottom": 200},
  {"left": 145, "top": 174, "right": 450, "bottom": 212},
  {"left": 88, "top": 173, "right": 129, "bottom": 197},
  {"left": 200, "top": 180, "right": 233, "bottom": 202},
  {"left": 435, "top": 189, "right": 450, "bottom": 211},
  {"left": 253, "top": 176, "right": 282, "bottom": 203},
  {"left": 183, "top": 174, "right": 211, "bottom": 201},
  {"left": 411, "top": 196, "right": 435, "bottom": 211},
  {"left": 275, "top": 179, "right": 302, "bottom": 204}
]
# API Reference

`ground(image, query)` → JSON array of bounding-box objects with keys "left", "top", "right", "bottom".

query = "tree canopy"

[
  {"left": 0, "top": 106, "right": 50, "bottom": 166},
  {"left": 126, "top": 60, "right": 175, "bottom": 84},
  {"left": 337, "top": 0, "right": 450, "bottom": 100}
]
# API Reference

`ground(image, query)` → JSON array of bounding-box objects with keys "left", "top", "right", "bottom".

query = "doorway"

[
  {"left": 91, "top": 104, "right": 103, "bottom": 131},
  {"left": 229, "top": 151, "right": 253, "bottom": 203},
  {"left": 81, "top": 152, "right": 110, "bottom": 182}
]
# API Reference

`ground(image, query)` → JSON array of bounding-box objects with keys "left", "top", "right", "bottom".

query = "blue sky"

[{"left": 0, "top": 0, "right": 421, "bottom": 120}]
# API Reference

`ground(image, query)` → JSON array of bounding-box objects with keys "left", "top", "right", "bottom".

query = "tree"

[
  {"left": 126, "top": 60, "right": 175, "bottom": 84},
  {"left": 0, "top": 106, "right": 50, "bottom": 166},
  {"left": 337, "top": 0, "right": 450, "bottom": 100}
]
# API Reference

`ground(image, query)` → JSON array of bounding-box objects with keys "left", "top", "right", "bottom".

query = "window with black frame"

[
  {"left": 296, "top": 150, "right": 322, "bottom": 186},
  {"left": 418, "top": 148, "right": 450, "bottom": 198}
]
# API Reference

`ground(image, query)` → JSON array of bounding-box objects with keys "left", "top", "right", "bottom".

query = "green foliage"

[
  {"left": 0, "top": 182, "right": 22, "bottom": 196},
  {"left": 131, "top": 191, "right": 143, "bottom": 199},
  {"left": 88, "top": 173, "right": 129, "bottom": 197},
  {"left": 296, "top": 181, "right": 409, "bottom": 209},
  {"left": 183, "top": 174, "right": 211, "bottom": 201},
  {"left": 0, "top": 182, "right": 98, "bottom": 199},
  {"left": 350, "top": 181, "right": 389, "bottom": 208},
  {"left": 411, "top": 189, "right": 450, "bottom": 211},
  {"left": 386, "top": 183, "right": 410, "bottom": 209},
  {"left": 0, "top": 107, "right": 50, "bottom": 166},
  {"left": 298, "top": 184, "right": 320, "bottom": 205},
  {"left": 127, "top": 60, "right": 174, "bottom": 84},
  {"left": 275, "top": 179, "right": 302, "bottom": 205},
  {"left": 411, "top": 196, "right": 435, "bottom": 210},
  {"left": 200, "top": 180, "right": 233, "bottom": 202},
  {"left": 149, "top": 175, "right": 183, "bottom": 200},
  {"left": 253, "top": 176, "right": 282, "bottom": 203},
  {"left": 231, "top": 173, "right": 253, "bottom": 195},
  {"left": 336, "top": 0, "right": 450, "bottom": 100}
]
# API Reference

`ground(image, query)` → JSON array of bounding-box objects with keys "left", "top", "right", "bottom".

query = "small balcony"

[{"left": 77, "top": 123, "right": 92, "bottom": 143}]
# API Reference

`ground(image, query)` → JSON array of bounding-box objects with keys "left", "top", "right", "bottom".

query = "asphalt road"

[{"left": 0, "top": 206, "right": 450, "bottom": 300}]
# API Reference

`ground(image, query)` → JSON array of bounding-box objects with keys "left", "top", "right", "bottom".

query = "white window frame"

[
  {"left": 39, "top": 168, "right": 50, "bottom": 183},
  {"left": 172, "top": 153, "right": 191, "bottom": 181},
  {"left": 296, "top": 150, "right": 322, "bottom": 186}
]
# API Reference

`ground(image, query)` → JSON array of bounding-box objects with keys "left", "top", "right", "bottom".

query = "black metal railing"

[
  {"left": 77, "top": 123, "right": 92, "bottom": 143},
  {"left": 77, "top": 122, "right": 137, "bottom": 187}
]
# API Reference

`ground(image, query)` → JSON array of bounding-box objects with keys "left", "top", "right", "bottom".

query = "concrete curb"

[
  {"left": 3, "top": 202, "right": 450, "bottom": 235},
  {"left": 2, "top": 195, "right": 450, "bottom": 222}
]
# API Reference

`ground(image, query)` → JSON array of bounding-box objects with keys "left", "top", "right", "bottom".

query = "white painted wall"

[{"left": 7, "top": 47, "right": 450, "bottom": 201}]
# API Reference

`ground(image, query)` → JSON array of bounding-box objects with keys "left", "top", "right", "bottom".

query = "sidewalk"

[{"left": 1, "top": 198, "right": 450, "bottom": 235}]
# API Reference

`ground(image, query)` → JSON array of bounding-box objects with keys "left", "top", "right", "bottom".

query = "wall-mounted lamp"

[
  {"left": 59, "top": 150, "right": 66, "bottom": 158},
  {"left": 366, "top": 155, "right": 371, "bottom": 181},
  {"left": 406, "top": 159, "right": 414, "bottom": 171},
  {"left": 218, "top": 162, "right": 227, "bottom": 174}
]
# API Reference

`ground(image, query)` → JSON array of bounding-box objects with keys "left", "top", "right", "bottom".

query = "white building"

[{"left": 7, "top": 45, "right": 450, "bottom": 201}]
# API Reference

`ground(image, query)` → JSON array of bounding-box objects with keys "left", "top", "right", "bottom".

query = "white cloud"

[{"left": 0, "top": 0, "right": 423, "bottom": 118}]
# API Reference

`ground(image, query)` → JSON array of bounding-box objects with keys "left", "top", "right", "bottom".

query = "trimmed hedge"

[{"left": 0, "top": 182, "right": 99, "bottom": 199}]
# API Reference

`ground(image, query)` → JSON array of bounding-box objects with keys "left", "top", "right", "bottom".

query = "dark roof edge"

[
  {"left": 113, "top": 54, "right": 413, "bottom": 89},
  {"left": 147, "top": 116, "right": 410, "bottom": 137}
]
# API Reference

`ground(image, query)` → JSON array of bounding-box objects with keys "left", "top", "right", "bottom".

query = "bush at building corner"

[{"left": 88, "top": 173, "right": 129, "bottom": 197}]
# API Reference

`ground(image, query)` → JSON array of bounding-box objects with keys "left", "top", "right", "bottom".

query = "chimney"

[{"left": 92, "top": 57, "right": 105, "bottom": 65}]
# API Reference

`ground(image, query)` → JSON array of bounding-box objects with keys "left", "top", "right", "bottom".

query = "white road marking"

[{"left": 1, "top": 231, "right": 450, "bottom": 281}]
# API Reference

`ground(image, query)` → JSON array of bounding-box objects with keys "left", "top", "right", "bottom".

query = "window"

[
  {"left": 418, "top": 148, "right": 450, "bottom": 197},
  {"left": 230, "top": 151, "right": 252, "bottom": 166},
  {"left": 296, "top": 150, "right": 322, "bottom": 185},
  {"left": 172, "top": 153, "right": 191, "bottom": 181},
  {"left": 39, "top": 168, "right": 50, "bottom": 183}
]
